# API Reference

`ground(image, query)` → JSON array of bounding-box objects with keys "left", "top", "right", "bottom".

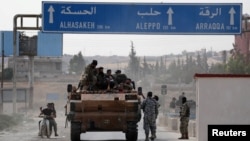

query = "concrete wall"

[
  {"left": 195, "top": 74, "right": 250, "bottom": 141},
  {"left": 158, "top": 114, "right": 196, "bottom": 137}
]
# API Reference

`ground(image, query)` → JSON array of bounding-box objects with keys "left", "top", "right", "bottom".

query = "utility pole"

[
  {"left": 28, "top": 56, "right": 34, "bottom": 109},
  {"left": 0, "top": 32, "right": 4, "bottom": 113}
]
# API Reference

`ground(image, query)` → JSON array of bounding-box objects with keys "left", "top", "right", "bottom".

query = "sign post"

[{"left": 42, "top": 2, "right": 242, "bottom": 34}]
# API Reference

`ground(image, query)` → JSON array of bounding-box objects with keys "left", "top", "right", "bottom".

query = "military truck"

[{"left": 65, "top": 84, "right": 142, "bottom": 141}]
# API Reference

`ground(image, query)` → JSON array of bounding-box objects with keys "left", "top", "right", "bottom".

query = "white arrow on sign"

[
  {"left": 229, "top": 7, "right": 236, "bottom": 25},
  {"left": 167, "top": 7, "right": 174, "bottom": 25},
  {"left": 48, "top": 5, "right": 55, "bottom": 24}
]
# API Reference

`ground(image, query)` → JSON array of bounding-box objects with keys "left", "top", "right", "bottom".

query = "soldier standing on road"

[
  {"left": 178, "top": 97, "right": 190, "bottom": 140},
  {"left": 141, "top": 92, "right": 158, "bottom": 141},
  {"left": 50, "top": 103, "right": 58, "bottom": 136},
  {"left": 151, "top": 95, "right": 160, "bottom": 140},
  {"left": 153, "top": 95, "right": 160, "bottom": 117}
]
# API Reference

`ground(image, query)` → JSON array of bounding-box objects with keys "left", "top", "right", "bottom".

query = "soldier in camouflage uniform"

[
  {"left": 150, "top": 95, "right": 160, "bottom": 139},
  {"left": 79, "top": 60, "right": 98, "bottom": 90},
  {"left": 141, "top": 92, "right": 158, "bottom": 141},
  {"left": 178, "top": 97, "right": 190, "bottom": 140}
]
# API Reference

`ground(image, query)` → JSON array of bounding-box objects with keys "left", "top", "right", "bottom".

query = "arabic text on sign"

[
  {"left": 61, "top": 6, "right": 96, "bottom": 15},
  {"left": 199, "top": 7, "right": 222, "bottom": 19},
  {"left": 137, "top": 8, "right": 161, "bottom": 18}
]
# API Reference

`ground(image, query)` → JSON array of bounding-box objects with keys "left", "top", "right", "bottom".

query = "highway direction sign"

[{"left": 42, "top": 2, "right": 242, "bottom": 34}]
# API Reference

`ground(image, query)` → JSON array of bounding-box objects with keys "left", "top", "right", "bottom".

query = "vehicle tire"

[
  {"left": 46, "top": 129, "right": 50, "bottom": 138},
  {"left": 46, "top": 123, "right": 50, "bottom": 138},
  {"left": 41, "top": 122, "right": 46, "bottom": 138},
  {"left": 71, "top": 122, "right": 81, "bottom": 141},
  {"left": 125, "top": 122, "right": 138, "bottom": 141}
]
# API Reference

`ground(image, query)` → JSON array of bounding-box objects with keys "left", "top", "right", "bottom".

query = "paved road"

[{"left": 0, "top": 112, "right": 196, "bottom": 141}]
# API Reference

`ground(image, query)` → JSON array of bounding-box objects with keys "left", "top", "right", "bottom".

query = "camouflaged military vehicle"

[{"left": 65, "top": 84, "right": 142, "bottom": 141}]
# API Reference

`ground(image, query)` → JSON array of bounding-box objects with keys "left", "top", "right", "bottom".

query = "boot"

[
  {"left": 38, "top": 131, "right": 41, "bottom": 136},
  {"left": 150, "top": 133, "right": 156, "bottom": 140},
  {"left": 178, "top": 133, "right": 185, "bottom": 139},
  {"left": 54, "top": 125, "right": 58, "bottom": 136},
  {"left": 184, "top": 132, "right": 189, "bottom": 139},
  {"left": 145, "top": 133, "right": 149, "bottom": 141}
]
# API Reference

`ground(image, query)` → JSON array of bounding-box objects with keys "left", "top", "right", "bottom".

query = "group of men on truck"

[
  {"left": 38, "top": 59, "right": 190, "bottom": 141},
  {"left": 78, "top": 60, "right": 134, "bottom": 92}
]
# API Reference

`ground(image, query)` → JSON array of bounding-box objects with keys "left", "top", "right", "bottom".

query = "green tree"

[
  {"left": 155, "top": 60, "right": 159, "bottom": 77},
  {"left": 127, "top": 41, "right": 140, "bottom": 81},
  {"left": 142, "top": 56, "right": 151, "bottom": 76},
  {"left": 167, "top": 60, "right": 179, "bottom": 83},
  {"left": 209, "top": 63, "right": 226, "bottom": 74},
  {"left": 196, "top": 53, "right": 202, "bottom": 71},
  {"left": 226, "top": 53, "right": 245, "bottom": 74},
  {"left": 69, "top": 51, "right": 86, "bottom": 74},
  {"left": 160, "top": 56, "right": 167, "bottom": 73},
  {"left": 183, "top": 55, "right": 195, "bottom": 83},
  {"left": 201, "top": 51, "right": 209, "bottom": 72},
  {"left": 194, "top": 53, "right": 203, "bottom": 74},
  {"left": 222, "top": 50, "right": 227, "bottom": 64}
]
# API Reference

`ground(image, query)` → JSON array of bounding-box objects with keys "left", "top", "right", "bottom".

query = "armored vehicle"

[{"left": 65, "top": 84, "right": 142, "bottom": 141}]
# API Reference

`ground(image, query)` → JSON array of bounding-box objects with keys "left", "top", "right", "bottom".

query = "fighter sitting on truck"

[
  {"left": 78, "top": 60, "right": 98, "bottom": 91},
  {"left": 77, "top": 60, "right": 135, "bottom": 93}
]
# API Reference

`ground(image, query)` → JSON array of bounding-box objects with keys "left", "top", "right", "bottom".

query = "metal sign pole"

[
  {"left": 13, "top": 15, "right": 18, "bottom": 114},
  {"left": 0, "top": 32, "right": 4, "bottom": 113}
]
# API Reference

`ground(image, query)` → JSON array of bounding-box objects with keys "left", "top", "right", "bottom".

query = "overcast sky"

[{"left": 0, "top": 0, "right": 249, "bottom": 56}]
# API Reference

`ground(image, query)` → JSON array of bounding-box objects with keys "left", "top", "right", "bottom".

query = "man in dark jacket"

[
  {"left": 38, "top": 103, "right": 54, "bottom": 136},
  {"left": 178, "top": 97, "right": 190, "bottom": 139}
]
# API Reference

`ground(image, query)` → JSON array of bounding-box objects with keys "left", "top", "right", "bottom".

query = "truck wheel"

[
  {"left": 71, "top": 122, "right": 81, "bottom": 141},
  {"left": 125, "top": 122, "right": 138, "bottom": 141},
  {"left": 40, "top": 124, "right": 45, "bottom": 138}
]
